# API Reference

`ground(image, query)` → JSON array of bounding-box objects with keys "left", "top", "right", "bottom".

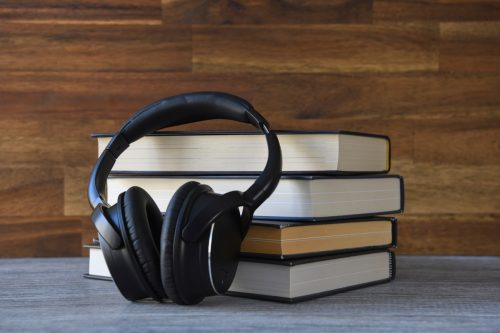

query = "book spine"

[
  {"left": 389, "top": 251, "right": 396, "bottom": 280},
  {"left": 391, "top": 218, "right": 398, "bottom": 248}
]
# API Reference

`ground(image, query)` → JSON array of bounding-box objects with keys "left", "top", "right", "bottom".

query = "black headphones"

[{"left": 88, "top": 92, "right": 282, "bottom": 305}]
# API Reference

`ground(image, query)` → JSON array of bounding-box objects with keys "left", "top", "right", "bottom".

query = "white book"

[
  {"left": 83, "top": 245, "right": 111, "bottom": 280},
  {"left": 228, "top": 251, "right": 395, "bottom": 302},
  {"left": 106, "top": 175, "right": 403, "bottom": 220},
  {"left": 95, "top": 131, "right": 390, "bottom": 174},
  {"left": 84, "top": 246, "right": 394, "bottom": 302}
]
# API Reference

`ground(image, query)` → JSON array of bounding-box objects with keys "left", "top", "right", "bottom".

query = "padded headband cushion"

[
  {"left": 120, "top": 92, "right": 267, "bottom": 143},
  {"left": 122, "top": 186, "right": 166, "bottom": 300},
  {"left": 160, "top": 181, "right": 203, "bottom": 304}
]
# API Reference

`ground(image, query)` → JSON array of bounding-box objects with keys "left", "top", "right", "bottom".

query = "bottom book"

[
  {"left": 83, "top": 243, "right": 111, "bottom": 281},
  {"left": 84, "top": 245, "right": 395, "bottom": 303},
  {"left": 228, "top": 251, "right": 395, "bottom": 303}
]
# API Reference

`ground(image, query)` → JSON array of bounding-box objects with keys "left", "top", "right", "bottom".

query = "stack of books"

[{"left": 85, "top": 131, "right": 404, "bottom": 302}]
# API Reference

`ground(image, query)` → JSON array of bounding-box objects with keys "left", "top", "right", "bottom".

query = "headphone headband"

[
  {"left": 88, "top": 92, "right": 281, "bottom": 228},
  {"left": 120, "top": 92, "right": 269, "bottom": 143}
]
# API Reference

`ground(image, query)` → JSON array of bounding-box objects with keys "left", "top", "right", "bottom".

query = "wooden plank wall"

[{"left": 0, "top": 0, "right": 499, "bottom": 257}]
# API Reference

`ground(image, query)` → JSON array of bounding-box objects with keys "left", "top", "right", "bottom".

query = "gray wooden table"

[{"left": 0, "top": 256, "right": 499, "bottom": 332}]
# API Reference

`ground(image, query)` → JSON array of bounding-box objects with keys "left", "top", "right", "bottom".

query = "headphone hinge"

[
  {"left": 91, "top": 204, "right": 123, "bottom": 250},
  {"left": 181, "top": 191, "right": 252, "bottom": 243}
]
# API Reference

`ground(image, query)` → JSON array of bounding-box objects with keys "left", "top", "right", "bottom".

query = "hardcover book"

[
  {"left": 241, "top": 217, "right": 397, "bottom": 259},
  {"left": 94, "top": 130, "right": 390, "bottom": 174},
  {"left": 83, "top": 243, "right": 111, "bottom": 281},
  {"left": 84, "top": 245, "right": 395, "bottom": 303},
  {"left": 106, "top": 174, "right": 404, "bottom": 220},
  {"left": 228, "top": 251, "right": 395, "bottom": 303}
]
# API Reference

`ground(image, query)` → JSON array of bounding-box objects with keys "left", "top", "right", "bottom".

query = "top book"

[{"left": 94, "top": 130, "right": 390, "bottom": 174}]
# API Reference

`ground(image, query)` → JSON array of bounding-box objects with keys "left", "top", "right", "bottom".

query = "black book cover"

[
  {"left": 92, "top": 129, "right": 390, "bottom": 141},
  {"left": 83, "top": 274, "right": 112, "bottom": 282}
]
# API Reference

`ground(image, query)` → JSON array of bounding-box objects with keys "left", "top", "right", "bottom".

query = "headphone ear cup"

[
  {"left": 160, "top": 181, "right": 203, "bottom": 305},
  {"left": 121, "top": 186, "right": 166, "bottom": 300}
]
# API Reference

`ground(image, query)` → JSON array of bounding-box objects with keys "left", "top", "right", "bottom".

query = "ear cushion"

[
  {"left": 160, "top": 181, "right": 202, "bottom": 304},
  {"left": 121, "top": 186, "right": 166, "bottom": 300}
]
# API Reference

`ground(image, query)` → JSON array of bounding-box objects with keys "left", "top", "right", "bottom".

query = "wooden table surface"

[{"left": 0, "top": 256, "right": 499, "bottom": 332}]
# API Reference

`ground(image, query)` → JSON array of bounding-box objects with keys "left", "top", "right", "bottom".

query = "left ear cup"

[{"left": 120, "top": 186, "right": 166, "bottom": 300}]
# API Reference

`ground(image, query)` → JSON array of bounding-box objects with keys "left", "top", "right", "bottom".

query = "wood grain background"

[{"left": 0, "top": 0, "right": 499, "bottom": 257}]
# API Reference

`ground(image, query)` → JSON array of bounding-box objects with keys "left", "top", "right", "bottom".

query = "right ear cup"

[
  {"left": 160, "top": 181, "right": 204, "bottom": 304},
  {"left": 120, "top": 186, "right": 166, "bottom": 300}
]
